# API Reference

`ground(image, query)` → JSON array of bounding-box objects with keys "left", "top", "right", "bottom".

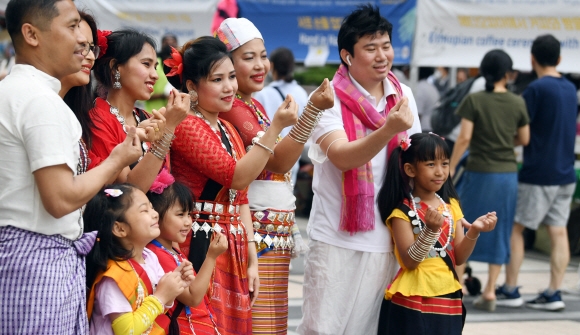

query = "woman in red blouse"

[
  {"left": 89, "top": 29, "right": 189, "bottom": 192},
  {"left": 215, "top": 18, "right": 333, "bottom": 334},
  {"left": 164, "top": 36, "right": 297, "bottom": 335}
]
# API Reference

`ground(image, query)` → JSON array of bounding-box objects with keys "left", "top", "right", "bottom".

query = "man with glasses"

[{"left": 0, "top": 1, "right": 142, "bottom": 334}]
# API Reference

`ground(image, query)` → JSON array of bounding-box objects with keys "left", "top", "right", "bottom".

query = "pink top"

[{"left": 89, "top": 248, "right": 166, "bottom": 335}]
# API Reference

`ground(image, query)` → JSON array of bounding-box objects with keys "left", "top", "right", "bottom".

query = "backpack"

[{"left": 431, "top": 76, "right": 478, "bottom": 135}]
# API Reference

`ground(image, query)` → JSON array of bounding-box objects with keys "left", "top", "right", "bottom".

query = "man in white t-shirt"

[
  {"left": 297, "top": 5, "right": 420, "bottom": 335},
  {"left": 0, "top": 1, "right": 141, "bottom": 334}
]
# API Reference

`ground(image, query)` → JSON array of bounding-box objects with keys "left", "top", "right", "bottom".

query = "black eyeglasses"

[{"left": 81, "top": 43, "right": 101, "bottom": 58}]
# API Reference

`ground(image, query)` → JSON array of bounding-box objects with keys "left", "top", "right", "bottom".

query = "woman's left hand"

[
  {"left": 163, "top": 88, "right": 190, "bottom": 130},
  {"left": 247, "top": 262, "right": 260, "bottom": 306},
  {"left": 137, "top": 109, "right": 167, "bottom": 142}
]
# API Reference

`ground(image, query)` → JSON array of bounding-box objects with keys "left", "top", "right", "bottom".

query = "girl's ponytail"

[
  {"left": 84, "top": 184, "right": 136, "bottom": 290},
  {"left": 377, "top": 146, "right": 410, "bottom": 224}
]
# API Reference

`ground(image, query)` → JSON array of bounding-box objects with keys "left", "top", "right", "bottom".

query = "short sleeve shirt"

[
  {"left": 0, "top": 65, "right": 82, "bottom": 240},
  {"left": 519, "top": 76, "right": 578, "bottom": 185},
  {"left": 456, "top": 91, "right": 529, "bottom": 173},
  {"left": 307, "top": 75, "right": 422, "bottom": 253}
]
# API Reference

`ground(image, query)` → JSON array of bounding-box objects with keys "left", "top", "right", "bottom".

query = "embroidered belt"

[
  {"left": 251, "top": 209, "right": 295, "bottom": 254},
  {"left": 191, "top": 201, "right": 246, "bottom": 239}
]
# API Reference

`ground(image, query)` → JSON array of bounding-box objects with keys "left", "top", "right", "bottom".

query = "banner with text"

[
  {"left": 413, "top": 0, "right": 580, "bottom": 72},
  {"left": 0, "top": 0, "right": 218, "bottom": 46},
  {"left": 237, "top": 0, "right": 416, "bottom": 65}
]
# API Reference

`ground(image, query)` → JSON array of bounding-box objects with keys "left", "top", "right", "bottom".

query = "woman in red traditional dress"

[
  {"left": 164, "top": 36, "right": 298, "bottom": 335},
  {"left": 215, "top": 18, "right": 334, "bottom": 334},
  {"left": 89, "top": 29, "right": 189, "bottom": 192}
]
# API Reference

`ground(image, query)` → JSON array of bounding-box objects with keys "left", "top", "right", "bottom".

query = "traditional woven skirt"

[
  {"left": 457, "top": 171, "right": 517, "bottom": 264},
  {"left": 251, "top": 209, "right": 294, "bottom": 334},
  {"left": 181, "top": 201, "right": 252, "bottom": 335},
  {"left": 378, "top": 290, "right": 464, "bottom": 335},
  {"left": 0, "top": 226, "right": 96, "bottom": 335}
]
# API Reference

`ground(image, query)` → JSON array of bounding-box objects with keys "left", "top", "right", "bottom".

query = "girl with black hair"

[
  {"left": 449, "top": 49, "right": 530, "bottom": 311},
  {"left": 146, "top": 170, "right": 227, "bottom": 335},
  {"left": 88, "top": 29, "right": 190, "bottom": 192},
  {"left": 163, "top": 36, "right": 297, "bottom": 335},
  {"left": 377, "top": 133, "right": 497, "bottom": 335},
  {"left": 85, "top": 184, "right": 191, "bottom": 335}
]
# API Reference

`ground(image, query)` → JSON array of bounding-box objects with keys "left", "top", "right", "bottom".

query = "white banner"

[
  {"left": 413, "top": 0, "right": 580, "bottom": 72},
  {"left": 1, "top": 0, "right": 218, "bottom": 46}
]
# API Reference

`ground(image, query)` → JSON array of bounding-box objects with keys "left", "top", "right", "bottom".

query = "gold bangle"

[{"left": 465, "top": 232, "right": 480, "bottom": 241}]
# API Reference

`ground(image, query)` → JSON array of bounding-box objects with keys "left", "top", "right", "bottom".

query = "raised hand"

[
  {"left": 383, "top": 96, "right": 413, "bottom": 135},
  {"left": 308, "top": 78, "right": 334, "bottom": 110},
  {"left": 270, "top": 94, "right": 298, "bottom": 130},
  {"left": 423, "top": 205, "right": 444, "bottom": 232},
  {"left": 138, "top": 109, "right": 166, "bottom": 142},
  {"left": 162, "top": 88, "right": 190, "bottom": 129},
  {"left": 471, "top": 212, "right": 497, "bottom": 233},
  {"left": 207, "top": 231, "right": 228, "bottom": 259},
  {"left": 109, "top": 126, "right": 143, "bottom": 167},
  {"left": 179, "top": 260, "right": 195, "bottom": 286},
  {"left": 155, "top": 262, "right": 187, "bottom": 305}
]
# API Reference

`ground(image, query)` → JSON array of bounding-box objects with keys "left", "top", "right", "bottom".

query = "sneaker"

[
  {"left": 473, "top": 296, "right": 496, "bottom": 312},
  {"left": 495, "top": 285, "right": 524, "bottom": 308},
  {"left": 526, "top": 290, "right": 566, "bottom": 311}
]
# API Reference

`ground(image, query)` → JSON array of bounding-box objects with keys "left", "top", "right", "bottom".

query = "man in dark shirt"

[{"left": 497, "top": 34, "right": 578, "bottom": 311}]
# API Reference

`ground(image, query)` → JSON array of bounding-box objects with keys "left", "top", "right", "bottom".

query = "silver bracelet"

[{"left": 253, "top": 140, "right": 274, "bottom": 154}]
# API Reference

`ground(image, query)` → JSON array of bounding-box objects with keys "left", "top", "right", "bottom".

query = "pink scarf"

[{"left": 333, "top": 64, "right": 405, "bottom": 234}]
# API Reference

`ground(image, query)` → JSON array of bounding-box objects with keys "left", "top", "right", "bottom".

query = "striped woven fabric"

[
  {"left": 379, "top": 290, "right": 464, "bottom": 335},
  {"left": 391, "top": 293, "right": 463, "bottom": 315},
  {"left": 251, "top": 250, "right": 291, "bottom": 334}
]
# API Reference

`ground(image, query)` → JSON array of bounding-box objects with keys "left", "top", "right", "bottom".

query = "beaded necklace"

[
  {"left": 194, "top": 110, "right": 237, "bottom": 160},
  {"left": 150, "top": 240, "right": 222, "bottom": 335},
  {"left": 408, "top": 192, "right": 453, "bottom": 258},
  {"left": 106, "top": 100, "right": 141, "bottom": 131},
  {"left": 107, "top": 100, "right": 149, "bottom": 154},
  {"left": 235, "top": 94, "right": 270, "bottom": 130}
]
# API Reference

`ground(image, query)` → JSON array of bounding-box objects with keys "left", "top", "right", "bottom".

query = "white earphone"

[{"left": 346, "top": 55, "right": 352, "bottom": 66}]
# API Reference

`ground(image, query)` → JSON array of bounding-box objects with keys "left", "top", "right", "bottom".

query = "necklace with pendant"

[
  {"left": 107, "top": 100, "right": 150, "bottom": 154},
  {"left": 408, "top": 192, "right": 453, "bottom": 258}
]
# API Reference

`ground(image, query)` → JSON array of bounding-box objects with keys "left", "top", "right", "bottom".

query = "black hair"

[
  {"left": 377, "top": 133, "right": 459, "bottom": 224},
  {"left": 84, "top": 184, "right": 137, "bottom": 290},
  {"left": 337, "top": 4, "right": 393, "bottom": 67},
  {"left": 166, "top": 36, "right": 230, "bottom": 93},
  {"left": 5, "top": 0, "right": 64, "bottom": 49},
  {"left": 63, "top": 9, "right": 97, "bottom": 148},
  {"left": 93, "top": 29, "right": 157, "bottom": 89},
  {"left": 418, "top": 67, "right": 435, "bottom": 81},
  {"left": 531, "top": 34, "right": 560, "bottom": 67},
  {"left": 479, "top": 49, "right": 513, "bottom": 92},
  {"left": 146, "top": 181, "right": 194, "bottom": 222},
  {"left": 270, "top": 47, "right": 295, "bottom": 83}
]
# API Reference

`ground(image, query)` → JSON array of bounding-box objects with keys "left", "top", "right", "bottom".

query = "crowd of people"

[{"left": 0, "top": 1, "right": 578, "bottom": 335}]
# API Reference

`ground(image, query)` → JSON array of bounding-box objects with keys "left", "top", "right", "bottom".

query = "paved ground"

[{"left": 286, "top": 216, "right": 580, "bottom": 335}]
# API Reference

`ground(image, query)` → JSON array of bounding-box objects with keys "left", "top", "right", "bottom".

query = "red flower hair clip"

[
  {"left": 97, "top": 30, "right": 112, "bottom": 59},
  {"left": 400, "top": 136, "right": 412, "bottom": 151},
  {"left": 149, "top": 169, "right": 175, "bottom": 194},
  {"left": 164, "top": 46, "right": 183, "bottom": 81}
]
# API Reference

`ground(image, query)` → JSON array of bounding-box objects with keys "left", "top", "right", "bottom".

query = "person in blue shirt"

[{"left": 497, "top": 34, "right": 578, "bottom": 311}]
